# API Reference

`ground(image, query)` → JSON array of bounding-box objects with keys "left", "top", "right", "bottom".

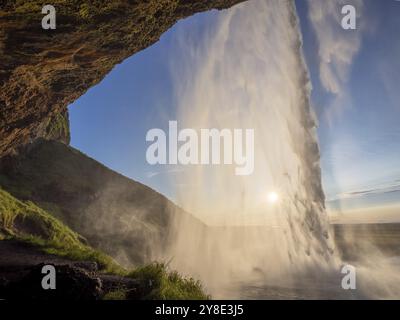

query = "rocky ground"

[
  {"left": 0, "top": 239, "right": 157, "bottom": 300},
  {"left": 0, "top": 240, "right": 150, "bottom": 300}
]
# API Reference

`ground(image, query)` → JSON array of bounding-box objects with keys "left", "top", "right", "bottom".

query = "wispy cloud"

[
  {"left": 146, "top": 171, "right": 160, "bottom": 178},
  {"left": 330, "top": 178, "right": 400, "bottom": 201},
  {"left": 307, "top": 0, "right": 365, "bottom": 121},
  {"left": 146, "top": 168, "right": 184, "bottom": 179}
]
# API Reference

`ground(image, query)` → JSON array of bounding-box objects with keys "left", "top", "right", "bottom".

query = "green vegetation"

[
  {"left": 128, "top": 262, "right": 210, "bottom": 300},
  {"left": 0, "top": 187, "right": 210, "bottom": 299},
  {"left": 0, "top": 187, "right": 123, "bottom": 274},
  {"left": 44, "top": 112, "right": 70, "bottom": 144},
  {"left": 102, "top": 289, "right": 128, "bottom": 300},
  {"left": 103, "top": 263, "right": 211, "bottom": 300},
  {"left": 4, "top": 0, "right": 165, "bottom": 21}
]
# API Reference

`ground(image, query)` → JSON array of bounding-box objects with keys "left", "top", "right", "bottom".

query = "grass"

[
  {"left": 0, "top": 187, "right": 123, "bottom": 274},
  {"left": 4, "top": 0, "right": 153, "bottom": 20},
  {"left": 0, "top": 187, "right": 210, "bottom": 299},
  {"left": 44, "top": 112, "right": 70, "bottom": 143},
  {"left": 102, "top": 289, "right": 128, "bottom": 300},
  {"left": 128, "top": 262, "right": 210, "bottom": 300}
]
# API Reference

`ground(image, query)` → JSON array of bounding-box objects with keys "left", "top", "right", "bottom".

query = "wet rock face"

[{"left": 0, "top": 0, "right": 245, "bottom": 157}]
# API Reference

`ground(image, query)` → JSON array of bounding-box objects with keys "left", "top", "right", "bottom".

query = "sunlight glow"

[{"left": 267, "top": 192, "right": 279, "bottom": 204}]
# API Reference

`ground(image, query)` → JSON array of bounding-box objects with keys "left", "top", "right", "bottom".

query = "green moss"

[
  {"left": 4, "top": 0, "right": 133, "bottom": 20},
  {"left": 128, "top": 262, "right": 210, "bottom": 300},
  {"left": 0, "top": 188, "right": 209, "bottom": 299},
  {"left": 44, "top": 111, "right": 70, "bottom": 144},
  {"left": 13, "top": 2, "right": 42, "bottom": 14},
  {"left": 103, "top": 289, "right": 128, "bottom": 300},
  {"left": 78, "top": 3, "right": 92, "bottom": 20},
  {"left": 0, "top": 187, "right": 123, "bottom": 274}
]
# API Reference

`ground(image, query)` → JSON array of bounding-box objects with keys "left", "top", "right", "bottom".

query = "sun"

[{"left": 267, "top": 191, "right": 279, "bottom": 204}]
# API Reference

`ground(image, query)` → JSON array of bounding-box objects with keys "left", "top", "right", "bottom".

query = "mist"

[{"left": 162, "top": 0, "right": 338, "bottom": 296}]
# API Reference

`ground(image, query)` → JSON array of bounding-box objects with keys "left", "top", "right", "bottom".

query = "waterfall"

[{"left": 165, "top": 0, "right": 338, "bottom": 296}]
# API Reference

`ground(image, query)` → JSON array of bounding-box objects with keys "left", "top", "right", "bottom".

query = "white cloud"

[
  {"left": 146, "top": 168, "right": 184, "bottom": 179},
  {"left": 307, "top": 0, "right": 365, "bottom": 120}
]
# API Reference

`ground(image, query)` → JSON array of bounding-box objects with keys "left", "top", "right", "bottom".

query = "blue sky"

[
  {"left": 296, "top": 0, "right": 400, "bottom": 212},
  {"left": 69, "top": 0, "right": 400, "bottom": 219}
]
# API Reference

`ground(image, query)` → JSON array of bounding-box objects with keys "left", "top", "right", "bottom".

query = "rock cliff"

[{"left": 0, "top": 0, "right": 244, "bottom": 157}]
